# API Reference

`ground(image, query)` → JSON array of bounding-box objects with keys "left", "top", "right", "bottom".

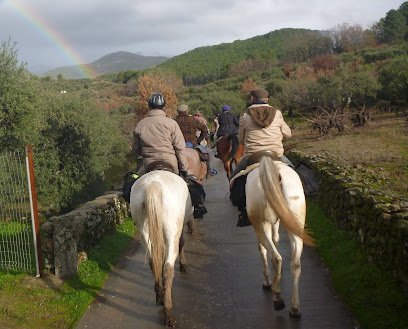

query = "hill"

[
  {"left": 156, "top": 28, "right": 331, "bottom": 84},
  {"left": 44, "top": 51, "right": 169, "bottom": 79}
]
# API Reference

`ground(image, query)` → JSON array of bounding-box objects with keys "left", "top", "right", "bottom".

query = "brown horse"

[
  {"left": 216, "top": 134, "right": 244, "bottom": 179},
  {"left": 183, "top": 148, "right": 207, "bottom": 183}
]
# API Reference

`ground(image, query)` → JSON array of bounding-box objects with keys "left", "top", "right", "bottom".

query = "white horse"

[
  {"left": 129, "top": 170, "right": 192, "bottom": 327},
  {"left": 242, "top": 154, "right": 314, "bottom": 318}
]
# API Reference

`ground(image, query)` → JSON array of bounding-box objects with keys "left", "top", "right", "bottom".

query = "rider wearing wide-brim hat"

[{"left": 132, "top": 93, "right": 189, "bottom": 176}]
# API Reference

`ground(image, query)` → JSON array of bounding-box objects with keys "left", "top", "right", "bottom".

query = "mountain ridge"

[{"left": 44, "top": 51, "right": 169, "bottom": 79}]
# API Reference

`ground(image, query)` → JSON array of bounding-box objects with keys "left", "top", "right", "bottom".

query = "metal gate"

[{"left": 0, "top": 145, "right": 42, "bottom": 276}]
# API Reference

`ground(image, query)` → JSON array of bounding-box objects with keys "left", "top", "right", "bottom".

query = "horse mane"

[
  {"left": 259, "top": 156, "right": 314, "bottom": 246},
  {"left": 145, "top": 182, "right": 166, "bottom": 283}
]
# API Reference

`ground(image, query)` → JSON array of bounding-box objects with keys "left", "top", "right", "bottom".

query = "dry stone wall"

[
  {"left": 41, "top": 192, "right": 129, "bottom": 278},
  {"left": 289, "top": 150, "right": 408, "bottom": 286}
]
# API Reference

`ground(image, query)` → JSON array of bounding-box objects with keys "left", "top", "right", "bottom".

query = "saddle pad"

[{"left": 229, "top": 163, "right": 259, "bottom": 188}]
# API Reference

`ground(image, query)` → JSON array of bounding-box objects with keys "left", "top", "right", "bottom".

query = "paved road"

[{"left": 76, "top": 154, "right": 357, "bottom": 329}]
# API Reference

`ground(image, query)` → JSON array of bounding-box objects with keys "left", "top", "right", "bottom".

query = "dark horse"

[{"left": 216, "top": 134, "right": 244, "bottom": 179}]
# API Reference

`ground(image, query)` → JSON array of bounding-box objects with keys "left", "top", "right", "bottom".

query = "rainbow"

[{"left": 5, "top": 0, "right": 98, "bottom": 78}]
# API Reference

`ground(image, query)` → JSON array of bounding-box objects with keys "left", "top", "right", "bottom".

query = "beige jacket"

[
  {"left": 238, "top": 103, "right": 291, "bottom": 158},
  {"left": 133, "top": 109, "right": 188, "bottom": 174}
]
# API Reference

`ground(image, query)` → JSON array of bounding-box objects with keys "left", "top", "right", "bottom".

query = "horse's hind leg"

[
  {"left": 224, "top": 160, "right": 231, "bottom": 179},
  {"left": 179, "top": 233, "right": 188, "bottom": 273},
  {"left": 254, "top": 222, "right": 285, "bottom": 311},
  {"left": 289, "top": 234, "right": 303, "bottom": 318},
  {"left": 163, "top": 241, "right": 178, "bottom": 327},
  {"left": 163, "top": 262, "right": 176, "bottom": 327},
  {"left": 149, "top": 258, "right": 164, "bottom": 306},
  {"left": 258, "top": 243, "right": 272, "bottom": 289}
]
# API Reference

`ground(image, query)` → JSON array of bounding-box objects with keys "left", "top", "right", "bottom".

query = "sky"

[{"left": 0, "top": 0, "right": 405, "bottom": 74}]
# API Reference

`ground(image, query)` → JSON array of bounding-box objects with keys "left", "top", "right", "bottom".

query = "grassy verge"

[
  {"left": 0, "top": 219, "right": 136, "bottom": 329},
  {"left": 307, "top": 201, "right": 408, "bottom": 329}
]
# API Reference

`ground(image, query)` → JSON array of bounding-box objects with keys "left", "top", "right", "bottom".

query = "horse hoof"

[
  {"left": 262, "top": 284, "right": 272, "bottom": 291},
  {"left": 274, "top": 300, "right": 285, "bottom": 311},
  {"left": 289, "top": 308, "right": 301, "bottom": 319},
  {"left": 165, "top": 318, "right": 176, "bottom": 328},
  {"left": 180, "top": 264, "right": 188, "bottom": 273},
  {"left": 164, "top": 311, "right": 176, "bottom": 327}
]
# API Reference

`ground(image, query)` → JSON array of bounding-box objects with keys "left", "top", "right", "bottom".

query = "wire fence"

[{"left": 0, "top": 149, "right": 36, "bottom": 274}]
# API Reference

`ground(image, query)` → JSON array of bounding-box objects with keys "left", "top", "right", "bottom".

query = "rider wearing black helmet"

[{"left": 132, "top": 92, "right": 189, "bottom": 176}]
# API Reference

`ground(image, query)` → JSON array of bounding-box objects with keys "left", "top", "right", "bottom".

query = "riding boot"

[
  {"left": 237, "top": 207, "right": 251, "bottom": 227},
  {"left": 193, "top": 203, "right": 208, "bottom": 218}
]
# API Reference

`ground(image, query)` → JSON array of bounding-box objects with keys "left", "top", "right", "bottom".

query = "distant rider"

[{"left": 174, "top": 104, "right": 208, "bottom": 148}]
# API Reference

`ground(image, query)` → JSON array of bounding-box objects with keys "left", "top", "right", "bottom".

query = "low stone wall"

[
  {"left": 289, "top": 150, "right": 408, "bottom": 286},
  {"left": 41, "top": 192, "right": 129, "bottom": 278}
]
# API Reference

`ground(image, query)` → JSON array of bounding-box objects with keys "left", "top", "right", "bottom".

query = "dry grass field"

[{"left": 286, "top": 112, "right": 408, "bottom": 198}]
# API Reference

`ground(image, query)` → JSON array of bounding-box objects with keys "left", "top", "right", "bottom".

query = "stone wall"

[
  {"left": 41, "top": 192, "right": 129, "bottom": 278},
  {"left": 289, "top": 151, "right": 408, "bottom": 286}
]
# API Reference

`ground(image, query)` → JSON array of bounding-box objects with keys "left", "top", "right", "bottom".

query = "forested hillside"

[{"left": 157, "top": 28, "right": 332, "bottom": 84}]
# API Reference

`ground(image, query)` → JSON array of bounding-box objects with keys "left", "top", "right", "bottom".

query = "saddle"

[
  {"left": 229, "top": 151, "right": 281, "bottom": 210},
  {"left": 121, "top": 161, "right": 174, "bottom": 203},
  {"left": 194, "top": 144, "right": 210, "bottom": 162},
  {"left": 146, "top": 160, "right": 174, "bottom": 173}
]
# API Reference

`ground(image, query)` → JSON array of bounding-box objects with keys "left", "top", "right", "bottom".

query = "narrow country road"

[{"left": 76, "top": 153, "right": 357, "bottom": 329}]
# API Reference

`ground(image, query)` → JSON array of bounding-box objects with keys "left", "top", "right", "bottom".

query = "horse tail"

[
  {"left": 229, "top": 134, "right": 239, "bottom": 159},
  {"left": 145, "top": 182, "right": 166, "bottom": 284},
  {"left": 259, "top": 156, "right": 314, "bottom": 246}
]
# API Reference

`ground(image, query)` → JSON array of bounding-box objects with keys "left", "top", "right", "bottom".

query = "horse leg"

[
  {"left": 253, "top": 222, "right": 285, "bottom": 311},
  {"left": 163, "top": 243, "right": 178, "bottom": 327},
  {"left": 224, "top": 159, "right": 231, "bottom": 179},
  {"left": 163, "top": 262, "right": 176, "bottom": 327},
  {"left": 258, "top": 242, "right": 272, "bottom": 289},
  {"left": 179, "top": 233, "right": 188, "bottom": 273},
  {"left": 187, "top": 219, "right": 195, "bottom": 234},
  {"left": 288, "top": 234, "right": 303, "bottom": 318},
  {"left": 149, "top": 258, "right": 164, "bottom": 306}
]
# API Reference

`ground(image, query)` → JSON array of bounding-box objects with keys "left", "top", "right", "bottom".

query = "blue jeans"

[{"left": 185, "top": 141, "right": 194, "bottom": 148}]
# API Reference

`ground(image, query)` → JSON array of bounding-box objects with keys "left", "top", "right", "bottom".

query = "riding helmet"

[{"left": 148, "top": 93, "right": 166, "bottom": 109}]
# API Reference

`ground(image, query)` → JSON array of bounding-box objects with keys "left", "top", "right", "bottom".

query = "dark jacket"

[{"left": 217, "top": 111, "right": 239, "bottom": 137}]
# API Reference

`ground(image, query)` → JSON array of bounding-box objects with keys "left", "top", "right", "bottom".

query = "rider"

[
  {"left": 132, "top": 92, "right": 189, "bottom": 177},
  {"left": 230, "top": 87, "right": 293, "bottom": 227},
  {"left": 132, "top": 93, "right": 207, "bottom": 218},
  {"left": 175, "top": 104, "right": 208, "bottom": 148},
  {"left": 193, "top": 111, "right": 210, "bottom": 146},
  {"left": 214, "top": 105, "right": 239, "bottom": 157},
  {"left": 216, "top": 105, "right": 239, "bottom": 138}
]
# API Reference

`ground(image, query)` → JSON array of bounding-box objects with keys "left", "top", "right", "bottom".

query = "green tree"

[
  {"left": 378, "top": 57, "right": 408, "bottom": 105},
  {"left": 383, "top": 9, "right": 406, "bottom": 44},
  {"left": 0, "top": 39, "right": 45, "bottom": 151},
  {"left": 0, "top": 39, "right": 127, "bottom": 213}
]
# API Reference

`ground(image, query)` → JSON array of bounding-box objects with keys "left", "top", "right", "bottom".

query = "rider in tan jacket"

[
  {"left": 232, "top": 87, "right": 292, "bottom": 177},
  {"left": 132, "top": 93, "right": 189, "bottom": 175},
  {"left": 230, "top": 87, "right": 293, "bottom": 227}
]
